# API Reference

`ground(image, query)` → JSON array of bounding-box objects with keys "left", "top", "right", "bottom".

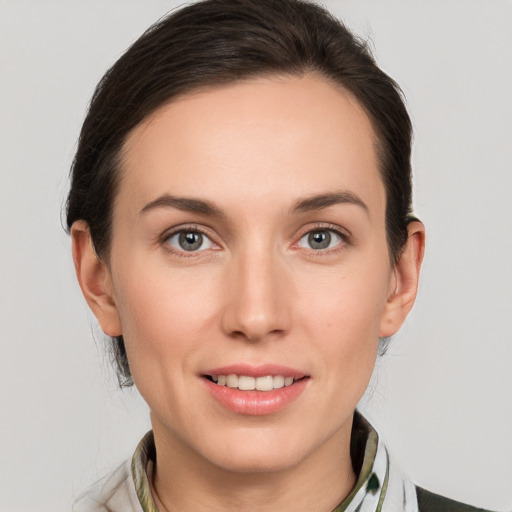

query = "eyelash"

[
  {"left": 295, "top": 223, "right": 351, "bottom": 254},
  {"left": 160, "top": 224, "right": 219, "bottom": 258},
  {"left": 159, "top": 223, "right": 351, "bottom": 257}
]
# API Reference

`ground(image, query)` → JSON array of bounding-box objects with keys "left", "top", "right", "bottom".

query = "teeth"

[
  {"left": 238, "top": 376, "right": 255, "bottom": 390},
  {"left": 226, "top": 374, "right": 238, "bottom": 388},
  {"left": 256, "top": 375, "right": 273, "bottom": 391},
  {"left": 210, "top": 374, "right": 300, "bottom": 391},
  {"left": 273, "top": 375, "right": 285, "bottom": 389}
]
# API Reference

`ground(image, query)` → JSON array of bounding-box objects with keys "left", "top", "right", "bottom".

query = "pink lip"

[{"left": 202, "top": 364, "right": 309, "bottom": 416}]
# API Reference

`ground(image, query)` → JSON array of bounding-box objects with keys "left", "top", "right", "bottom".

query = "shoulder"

[
  {"left": 416, "top": 486, "right": 498, "bottom": 512},
  {"left": 73, "top": 460, "right": 143, "bottom": 512}
]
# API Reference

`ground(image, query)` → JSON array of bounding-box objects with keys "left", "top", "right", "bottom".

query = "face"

[{"left": 103, "top": 75, "right": 399, "bottom": 473}]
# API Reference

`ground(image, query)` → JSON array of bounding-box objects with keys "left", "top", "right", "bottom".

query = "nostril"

[{"left": 229, "top": 328, "right": 286, "bottom": 343}]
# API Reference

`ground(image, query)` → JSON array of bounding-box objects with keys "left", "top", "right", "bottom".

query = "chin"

[
  {"left": 211, "top": 449, "right": 305, "bottom": 474},
  {"left": 199, "top": 430, "right": 314, "bottom": 475}
]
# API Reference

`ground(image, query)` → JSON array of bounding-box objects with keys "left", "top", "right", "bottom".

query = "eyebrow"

[
  {"left": 291, "top": 191, "right": 369, "bottom": 215},
  {"left": 140, "top": 190, "right": 368, "bottom": 218},
  {"left": 140, "top": 194, "right": 225, "bottom": 218}
]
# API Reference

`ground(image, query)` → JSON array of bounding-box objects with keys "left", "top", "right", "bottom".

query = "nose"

[{"left": 221, "top": 246, "right": 292, "bottom": 343}]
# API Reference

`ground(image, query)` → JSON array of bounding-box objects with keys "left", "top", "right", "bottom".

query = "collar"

[
  {"left": 131, "top": 430, "right": 158, "bottom": 512},
  {"left": 131, "top": 411, "right": 417, "bottom": 512}
]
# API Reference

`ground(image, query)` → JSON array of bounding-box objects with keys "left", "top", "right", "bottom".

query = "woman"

[{"left": 67, "top": 0, "right": 496, "bottom": 510}]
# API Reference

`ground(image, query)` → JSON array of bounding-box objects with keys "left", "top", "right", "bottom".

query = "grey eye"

[
  {"left": 167, "top": 231, "right": 213, "bottom": 252},
  {"left": 298, "top": 230, "right": 342, "bottom": 250}
]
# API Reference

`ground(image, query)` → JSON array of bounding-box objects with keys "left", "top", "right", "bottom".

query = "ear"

[
  {"left": 379, "top": 221, "right": 425, "bottom": 337},
  {"left": 71, "top": 220, "right": 122, "bottom": 337}
]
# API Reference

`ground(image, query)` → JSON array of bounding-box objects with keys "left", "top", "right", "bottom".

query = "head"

[
  {"left": 68, "top": 0, "right": 424, "bottom": 474},
  {"left": 67, "top": 0, "right": 417, "bottom": 386}
]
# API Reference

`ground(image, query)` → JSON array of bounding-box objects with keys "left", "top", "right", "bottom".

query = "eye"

[
  {"left": 166, "top": 230, "right": 214, "bottom": 252},
  {"left": 298, "top": 229, "right": 343, "bottom": 250}
]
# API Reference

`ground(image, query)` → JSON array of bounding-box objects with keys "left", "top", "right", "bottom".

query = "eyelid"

[
  {"left": 293, "top": 222, "right": 352, "bottom": 251},
  {"left": 297, "top": 222, "right": 351, "bottom": 239},
  {"left": 159, "top": 223, "right": 221, "bottom": 254},
  {"left": 158, "top": 222, "right": 351, "bottom": 254}
]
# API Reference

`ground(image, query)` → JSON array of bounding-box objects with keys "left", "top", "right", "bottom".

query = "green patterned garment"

[{"left": 73, "top": 412, "right": 498, "bottom": 512}]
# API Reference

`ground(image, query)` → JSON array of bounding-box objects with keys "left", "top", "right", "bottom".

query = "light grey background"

[{"left": 1, "top": 1, "right": 511, "bottom": 510}]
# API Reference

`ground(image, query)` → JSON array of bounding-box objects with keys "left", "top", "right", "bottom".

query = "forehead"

[{"left": 119, "top": 74, "right": 384, "bottom": 219}]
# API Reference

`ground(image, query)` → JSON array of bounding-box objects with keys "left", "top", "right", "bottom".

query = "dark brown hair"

[{"left": 66, "top": 0, "right": 413, "bottom": 386}]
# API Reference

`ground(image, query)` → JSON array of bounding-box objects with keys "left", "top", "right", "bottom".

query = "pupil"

[
  {"left": 179, "top": 231, "right": 202, "bottom": 251},
  {"left": 309, "top": 231, "right": 330, "bottom": 249}
]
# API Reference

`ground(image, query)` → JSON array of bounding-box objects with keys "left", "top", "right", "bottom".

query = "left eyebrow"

[{"left": 290, "top": 191, "right": 369, "bottom": 215}]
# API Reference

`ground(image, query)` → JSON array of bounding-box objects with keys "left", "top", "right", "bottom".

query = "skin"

[{"left": 72, "top": 74, "right": 424, "bottom": 511}]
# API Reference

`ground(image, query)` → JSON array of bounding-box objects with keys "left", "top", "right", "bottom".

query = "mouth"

[
  {"left": 204, "top": 374, "right": 308, "bottom": 391},
  {"left": 201, "top": 364, "right": 310, "bottom": 414},
  {"left": 202, "top": 366, "right": 310, "bottom": 415}
]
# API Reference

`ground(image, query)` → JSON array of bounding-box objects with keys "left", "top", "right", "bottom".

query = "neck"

[{"left": 150, "top": 415, "right": 357, "bottom": 512}]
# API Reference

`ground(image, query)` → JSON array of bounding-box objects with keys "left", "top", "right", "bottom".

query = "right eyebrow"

[{"left": 139, "top": 194, "right": 226, "bottom": 218}]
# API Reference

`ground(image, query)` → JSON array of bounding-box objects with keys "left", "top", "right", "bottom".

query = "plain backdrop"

[{"left": 1, "top": 1, "right": 511, "bottom": 511}]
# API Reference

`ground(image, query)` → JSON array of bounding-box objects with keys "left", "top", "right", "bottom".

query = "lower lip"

[{"left": 203, "top": 377, "right": 309, "bottom": 416}]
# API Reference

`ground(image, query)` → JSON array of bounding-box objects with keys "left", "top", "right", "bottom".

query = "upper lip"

[{"left": 203, "top": 364, "right": 308, "bottom": 379}]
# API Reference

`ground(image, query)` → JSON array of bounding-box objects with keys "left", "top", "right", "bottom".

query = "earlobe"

[
  {"left": 379, "top": 221, "right": 425, "bottom": 338},
  {"left": 71, "top": 220, "right": 122, "bottom": 337}
]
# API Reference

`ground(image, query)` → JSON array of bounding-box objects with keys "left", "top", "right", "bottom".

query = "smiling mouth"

[{"left": 204, "top": 374, "right": 308, "bottom": 391}]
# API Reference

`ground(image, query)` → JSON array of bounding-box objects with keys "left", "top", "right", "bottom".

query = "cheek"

[
  {"left": 112, "top": 261, "right": 220, "bottom": 375},
  {"left": 300, "top": 261, "right": 391, "bottom": 336},
  {"left": 296, "top": 259, "right": 391, "bottom": 384}
]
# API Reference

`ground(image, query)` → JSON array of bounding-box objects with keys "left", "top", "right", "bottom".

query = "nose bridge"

[{"left": 222, "top": 238, "right": 291, "bottom": 341}]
